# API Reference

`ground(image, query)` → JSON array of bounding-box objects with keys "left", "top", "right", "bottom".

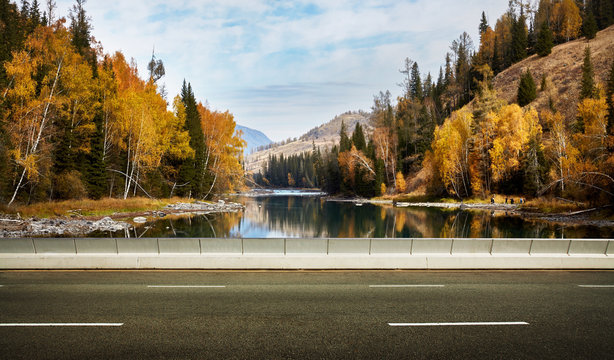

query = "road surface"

[{"left": 1, "top": 270, "right": 613, "bottom": 359}]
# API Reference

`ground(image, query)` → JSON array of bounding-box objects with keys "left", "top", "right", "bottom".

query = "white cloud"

[{"left": 53, "top": 0, "right": 508, "bottom": 141}]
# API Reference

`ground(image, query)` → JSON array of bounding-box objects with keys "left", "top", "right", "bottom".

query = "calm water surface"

[{"left": 111, "top": 191, "right": 613, "bottom": 239}]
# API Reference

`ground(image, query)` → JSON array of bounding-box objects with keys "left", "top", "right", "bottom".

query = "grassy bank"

[{"left": 1, "top": 197, "right": 194, "bottom": 219}]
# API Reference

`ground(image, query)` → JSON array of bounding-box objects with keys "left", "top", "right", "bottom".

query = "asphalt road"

[{"left": 1, "top": 271, "right": 613, "bottom": 359}]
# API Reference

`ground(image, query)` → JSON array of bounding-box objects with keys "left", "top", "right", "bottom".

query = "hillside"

[
  {"left": 491, "top": 25, "right": 614, "bottom": 122},
  {"left": 236, "top": 125, "right": 273, "bottom": 156},
  {"left": 245, "top": 112, "right": 372, "bottom": 173}
]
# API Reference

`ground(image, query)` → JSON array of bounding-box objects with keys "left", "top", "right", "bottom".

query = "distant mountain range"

[
  {"left": 245, "top": 112, "right": 372, "bottom": 173},
  {"left": 236, "top": 125, "right": 273, "bottom": 156}
]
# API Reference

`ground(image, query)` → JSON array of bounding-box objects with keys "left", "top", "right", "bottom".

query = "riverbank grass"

[{"left": 1, "top": 197, "right": 194, "bottom": 218}]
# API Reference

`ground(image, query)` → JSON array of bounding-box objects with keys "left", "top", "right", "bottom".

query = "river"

[{"left": 101, "top": 190, "right": 613, "bottom": 239}]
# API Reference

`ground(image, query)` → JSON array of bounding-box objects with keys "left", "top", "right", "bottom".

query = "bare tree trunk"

[{"left": 8, "top": 55, "right": 64, "bottom": 205}]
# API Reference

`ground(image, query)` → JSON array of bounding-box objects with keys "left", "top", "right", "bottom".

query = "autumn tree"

[{"left": 551, "top": 0, "right": 582, "bottom": 42}]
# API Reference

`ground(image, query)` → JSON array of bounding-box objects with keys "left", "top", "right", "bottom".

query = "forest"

[
  {"left": 0, "top": 0, "right": 245, "bottom": 206},
  {"left": 255, "top": 0, "right": 614, "bottom": 206}
]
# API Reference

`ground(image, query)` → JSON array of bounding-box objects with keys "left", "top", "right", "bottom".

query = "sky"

[{"left": 53, "top": 0, "right": 509, "bottom": 142}]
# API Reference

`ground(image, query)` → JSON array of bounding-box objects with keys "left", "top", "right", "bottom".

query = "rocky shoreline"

[{"left": 0, "top": 200, "right": 245, "bottom": 238}]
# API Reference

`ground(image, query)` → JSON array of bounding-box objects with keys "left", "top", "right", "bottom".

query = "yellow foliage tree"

[
  {"left": 198, "top": 104, "right": 246, "bottom": 195},
  {"left": 431, "top": 109, "right": 473, "bottom": 197},
  {"left": 395, "top": 172, "right": 407, "bottom": 193},
  {"left": 551, "top": 0, "right": 582, "bottom": 42},
  {"left": 4, "top": 24, "right": 86, "bottom": 204}
]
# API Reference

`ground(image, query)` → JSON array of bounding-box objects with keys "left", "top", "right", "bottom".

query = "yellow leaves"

[
  {"left": 4, "top": 51, "right": 37, "bottom": 100},
  {"left": 489, "top": 104, "right": 537, "bottom": 182},
  {"left": 380, "top": 183, "right": 387, "bottom": 195},
  {"left": 551, "top": 0, "right": 582, "bottom": 41},
  {"left": 431, "top": 108, "right": 473, "bottom": 196},
  {"left": 396, "top": 172, "right": 407, "bottom": 193}
]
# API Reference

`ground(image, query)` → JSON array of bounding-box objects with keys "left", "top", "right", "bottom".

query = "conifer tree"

[
  {"left": 351, "top": 123, "right": 366, "bottom": 151},
  {"left": 410, "top": 62, "right": 423, "bottom": 100},
  {"left": 582, "top": 9, "right": 598, "bottom": 40},
  {"left": 339, "top": 120, "right": 351, "bottom": 152},
  {"left": 517, "top": 69, "right": 537, "bottom": 106},
  {"left": 179, "top": 81, "right": 208, "bottom": 198},
  {"left": 580, "top": 46, "right": 596, "bottom": 100},
  {"left": 85, "top": 112, "right": 107, "bottom": 199},
  {"left": 479, "top": 11, "right": 489, "bottom": 36},
  {"left": 511, "top": 13, "right": 528, "bottom": 62},
  {"left": 69, "top": 0, "right": 91, "bottom": 55},
  {"left": 535, "top": 20, "right": 553, "bottom": 57}
]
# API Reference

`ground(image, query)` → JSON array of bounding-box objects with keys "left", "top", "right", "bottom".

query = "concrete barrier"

[
  {"left": 328, "top": 239, "right": 370, "bottom": 254},
  {"left": 412, "top": 239, "right": 453, "bottom": 254},
  {"left": 158, "top": 238, "right": 200, "bottom": 254},
  {"left": 242, "top": 238, "right": 284, "bottom": 254},
  {"left": 201, "top": 238, "right": 242, "bottom": 254},
  {"left": 33, "top": 238, "right": 75, "bottom": 254},
  {"left": 370, "top": 239, "right": 412, "bottom": 254},
  {"left": 0, "top": 238, "right": 35, "bottom": 253},
  {"left": 491, "top": 239, "right": 532, "bottom": 254},
  {"left": 569, "top": 240, "right": 608, "bottom": 255},
  {"left": 75, "top": 238, "right": 118, "bottom": 254},
  {"left": 452, "top": 239, "right": 492, "bottom": 254},
  {"left": 117, "top": 238, "right": 158, "bottom": 254},
  {"left": 0, "top": 237, "right": 612, "bottom": 269},
  {"left": 286, "top": 238, "right": 328, "bottom": 254},
  {"left": 529, "top": 240, "right": 569, "bottom": 255}
]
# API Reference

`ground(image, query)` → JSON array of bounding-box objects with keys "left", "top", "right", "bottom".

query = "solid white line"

[
  {"left": 578, "top": 285, "right": 614, "bottom": 288},
  {"left": 370, "top": 285, "right": 445, "bottom": 288},
  {"left": 147, "top": 285, "right": 226, "bottom": 288},
  {"left": 0, "top": 323, "right": 124, "bottom": 327},
  {"left": 388, "top": 322, "right": 529, "bottom": 327}
]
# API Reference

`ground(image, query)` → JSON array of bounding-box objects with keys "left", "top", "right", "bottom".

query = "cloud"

[{"left": 53, "top": 0, "right": 509, "bottom": 141}]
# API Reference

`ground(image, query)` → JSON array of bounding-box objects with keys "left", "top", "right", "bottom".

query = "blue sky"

[{"left": 54, "top": 0, "right": 509, "bottom": 141}]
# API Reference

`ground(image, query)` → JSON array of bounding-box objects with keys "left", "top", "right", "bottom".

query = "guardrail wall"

[{"left": 0, "top": 238, "right": 612, "bottom": 269}]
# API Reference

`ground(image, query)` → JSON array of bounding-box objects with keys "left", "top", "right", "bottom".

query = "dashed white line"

[
  {"left": 0, "top": 323, "right": 124, "bottom": 327},
  {"left": 578, "top": 285, "right": 614, "bottom": 288},
  {"left": 388, "top": 321, "right": 529, "bottom": 327},
  {"left": 370, "top": 285, "right": 445, "bottom": 288},
  {"left": 147, "top": 285, "right": 226, "bottom": 288}
]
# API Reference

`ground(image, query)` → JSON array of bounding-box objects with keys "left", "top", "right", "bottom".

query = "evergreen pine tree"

[
  {"left": 580, "top": 46, "right": 597, "bottom": 100},
  {"left": 536, "top": 20, "right": 553, "bottom": 57},
  {"left": 351, "top": 123, "right": 366, "bottom": 151},
  {"left": 339, "top": 120, "right": 351, "bottom": 152},
  {"left": 410, "top": 62, "right": 423, "bottom": 100},
  {"left": 511, "top": 14, "right": 528, "bottom": 62},
  {"left": 85, "top": 111, "right": 107, "bottom": 199},
  {"left": 582, "top": 9, "right": 598, "bottom": 40},
  {"left": 479, "top": 11, "right": 489, "bottom": 36},
  {"left": 517, "top": 69, "right": 537, "bottom": 106},
  {"left": 178, "top": 81, "right": 208, "bottom": 198},
  {"left": 69, "top": 0, "right": 91, "bottom": 55}
]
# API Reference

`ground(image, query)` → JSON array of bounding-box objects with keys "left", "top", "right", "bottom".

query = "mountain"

[
  {"left": 490, "top": 25, "right": 614, "bottom": 122},
  {"left": 245, "top": 112, "right": 372, "bottom": 173},
  {"left": 236, "top": 125, "right": 273, "bottom": 156}
]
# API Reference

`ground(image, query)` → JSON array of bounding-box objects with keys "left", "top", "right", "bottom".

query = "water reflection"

[{"left": 99, "top": 195, "right": 614, "bottom": 238}]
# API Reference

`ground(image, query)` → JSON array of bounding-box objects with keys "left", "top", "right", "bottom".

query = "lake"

[{"left": 109, "top": 191, "right": 614, "bottom": 239}]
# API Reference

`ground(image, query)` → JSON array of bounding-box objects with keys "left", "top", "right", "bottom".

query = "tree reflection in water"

[{"left": 93, "top": 195, "right": 614, "bottom": 238}]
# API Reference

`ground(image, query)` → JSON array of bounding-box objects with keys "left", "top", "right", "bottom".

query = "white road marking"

[
  {"left": 147, "top": 285, "right": 226, "bottom": 288},
  {"left": 370, "top": 285, "right": 445, "bottom": 288},
  {"left": 388, "top": 322, "right": 529, "bottom": 327},
  {"left": 0, "top": 323, "right": 123, "bottom": 327},
  {"left": 578, "top": 285, "right": 614, "bottom": 288}
]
